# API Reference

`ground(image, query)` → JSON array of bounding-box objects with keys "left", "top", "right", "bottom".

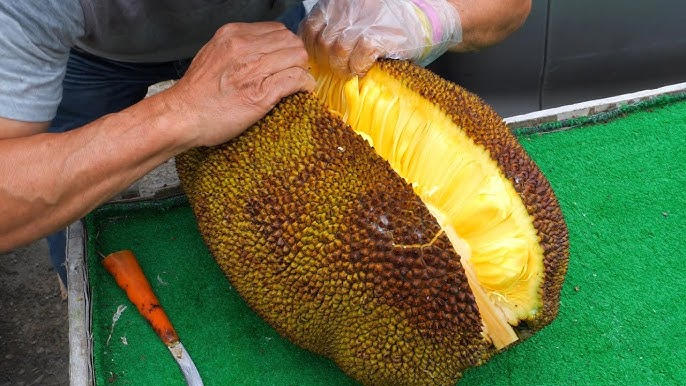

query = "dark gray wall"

[
  {"left": 543, "top": 0, "right": 686, "bottom": 108},
  {"left": 428, "top": 0, "right": 686, "bottom": 116},
  {"left": 428, "top": 1, "right": 547, "bottom": 117}
]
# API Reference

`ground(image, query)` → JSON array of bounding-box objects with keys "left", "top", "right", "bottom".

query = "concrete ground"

[
  {"left": 0, "top": 130, "right": 180, "bottom": 385},
  {"left": 0, "top": 239, "right": 67, "bottom": 386}
]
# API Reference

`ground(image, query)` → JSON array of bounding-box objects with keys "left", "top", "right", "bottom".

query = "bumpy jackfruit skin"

[
  {"left": 176, "top": 61, "right": 569, "bottom": 384},
  {"left": 372, "top": 60, "right": 568, "bottom": 330},
  {"left": 177, "top": 93, "right": 490, "bottom": 384}
]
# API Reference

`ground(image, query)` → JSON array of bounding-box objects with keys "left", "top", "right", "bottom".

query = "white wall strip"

[{"left": 504, "top": 81, "right": 686, "bottom": 129}]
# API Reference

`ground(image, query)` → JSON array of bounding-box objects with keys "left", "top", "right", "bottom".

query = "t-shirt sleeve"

[{"left": 0, "top": 1, "right": 84, "bottom": 122}]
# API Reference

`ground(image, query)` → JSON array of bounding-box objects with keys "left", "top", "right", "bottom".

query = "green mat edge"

[
  {"left": 87, "top": 195, "right": 189, "bottom": 221},
  {"left": 84, "top": 195, "right": 189, "bottom": 248},
  {"left": 512, "top": 91, "right": 686, "bottom": 135},
  {"left": 84, "top": 195, "right": 189, "bottom": 258}
]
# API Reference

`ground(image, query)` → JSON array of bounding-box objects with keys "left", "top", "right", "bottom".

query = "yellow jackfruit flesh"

[
  {"left": 315, "top": 64, "right": 547, "bottom": 342},
  {"left": 176, "top": 60, "right": 569, "bottom": 385}
]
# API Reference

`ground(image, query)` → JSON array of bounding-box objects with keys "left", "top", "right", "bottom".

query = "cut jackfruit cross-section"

[
  {"left": 313, "top": 63, "right": 545, "bottom": 348},
  {"left": 176, "top": 60, "right": 569, "bottom": 385}
]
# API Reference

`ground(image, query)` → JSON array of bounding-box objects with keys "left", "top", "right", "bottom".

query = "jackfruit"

[{"left": 176, "top": 60, "right": 569, "bottom": 385}]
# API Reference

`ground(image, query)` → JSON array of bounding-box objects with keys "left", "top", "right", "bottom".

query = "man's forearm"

[
  {"left": 0, "top": 93, "right": 192, "bottom": 251},
  {"left": 449, "top": 0, "right": 531, "bottom": 52}
]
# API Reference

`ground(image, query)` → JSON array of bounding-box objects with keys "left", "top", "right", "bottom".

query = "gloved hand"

[{"left": 299, "top": 0, "right": 461, "bottom": 77}]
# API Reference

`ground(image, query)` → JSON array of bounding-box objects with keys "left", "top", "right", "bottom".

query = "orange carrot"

[{"left": 102, "top": 250, "right": 179, "bottom": 346}]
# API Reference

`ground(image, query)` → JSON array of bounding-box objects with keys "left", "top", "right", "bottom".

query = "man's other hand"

[
  {"left": 165, "top": 22, "right": 316, "bottom": 148},
  {"left": 299, "top": 0, "right": 532, "bottom": 78},
  {"left": 300, "top": 0, "right": 462, "bottom": 77}
]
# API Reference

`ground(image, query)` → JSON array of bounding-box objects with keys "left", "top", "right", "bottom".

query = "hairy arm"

[
  {"left": 0, "top": 22, "right": 314, "bottom": 251},
  {"left": 0, "top": 95, "right": 189, "bottom": 251},
  {"left": 450, "top": 0, "right": 532, "bottom": 52}
]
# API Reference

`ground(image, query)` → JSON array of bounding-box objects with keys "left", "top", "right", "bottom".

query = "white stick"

[{"left": 167, "top": 341, "right": 204, "bottom": 386}]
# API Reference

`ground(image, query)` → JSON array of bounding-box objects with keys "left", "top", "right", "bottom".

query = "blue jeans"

[{"left": 48, "top": 6, "right": 305, "bottom": 286}]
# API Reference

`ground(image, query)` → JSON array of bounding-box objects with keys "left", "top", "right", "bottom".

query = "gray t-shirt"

[{"left": 0, "top": 0, "right": 301, "bottom": 123}]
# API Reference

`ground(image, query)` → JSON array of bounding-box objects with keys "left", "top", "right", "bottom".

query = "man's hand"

[
  {"left": 165, "top": 22, "right": 315, "bottom": 147},
  {"left": 300, "top": 0, "right": 462, "bottom": 77}
]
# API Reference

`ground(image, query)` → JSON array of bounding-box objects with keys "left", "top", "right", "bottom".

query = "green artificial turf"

[{"left": 86, "top": 98, "right": 686, "bottom": 385}]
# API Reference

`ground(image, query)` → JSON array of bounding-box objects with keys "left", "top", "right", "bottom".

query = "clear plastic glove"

[{"left": 299, "top": 0, "right": 461, "bottom": 77}]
